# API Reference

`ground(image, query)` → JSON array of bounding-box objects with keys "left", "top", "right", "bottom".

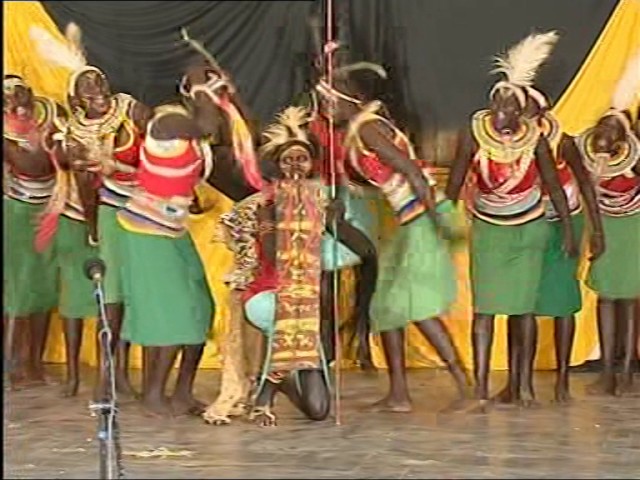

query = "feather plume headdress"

[
  {"left": 3, "top": 75, "right": 28, "bottom": 94},
  {"left": 490, "top": 31, "right": 559, "bottom": 108},
  {"left": 259, "top": 106, "right": 313, "bottom": 159},
  {"left": 29, "top": 22, "right": 103, "bottom": 97},
  {"left": 603, "top": 49, "right": 640, "bottom": 132}
]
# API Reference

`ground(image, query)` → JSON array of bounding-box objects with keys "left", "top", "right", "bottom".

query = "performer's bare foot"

[
  {"left": 248, "top": 406, "right": 277, "bottom": 427},
  {"left": 171, "top": 393, "right": 207, "bottom": 417},
  {"left": 586, "top": 374, "right": 617, "bottom": 397},
  {"left": 368, "top": 395, "right": 412, "bottom": 413},
  {"left": 491, "top": 385, "right": 520, "bottom": 406},
  {"left": 25, "top": 365, "right": 52, "bottom": 387},
  {"left": 141, "top": 395, "right": 174, "bottom": 418},
  {"left": 617, "top": 375, "right": 640, "bottom": 397},
  {"left": 115, "top": 376, "right": 140, "bottom": 401},
  {"left": 553, "top": 382, "right": 573, "bottom": 404},
  {"left": 61, "top": 378, "right": 79, "bottom": 397},
  {"left": 518, "top": 387, "right": 540, "bottom": 409},
  {"left": 8, "top": 370, "right": 31, "bottom": 391}
]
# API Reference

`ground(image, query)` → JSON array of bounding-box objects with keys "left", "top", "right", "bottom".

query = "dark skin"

[
  {"left": 494, "top": 103, "right": 605, "bottom": 405},
  {"left": 3, "top": 78, "right": 64, "bottom": 390},
  {"left": 446, "top": 91, "right": 578, "bottom": 409},
  {"left": 320, "top": 84, "right": 471, "bottom": 413},
  {"left": 582, "top": 113, "right": 640, "bottom": 397},
  {"left": 65, "top": 70, "right": 152, "bottom": 400}
]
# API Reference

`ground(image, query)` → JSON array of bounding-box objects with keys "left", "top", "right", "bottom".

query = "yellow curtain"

[{"left": 5, "top": 0, "right": 639, "bottom": 370}]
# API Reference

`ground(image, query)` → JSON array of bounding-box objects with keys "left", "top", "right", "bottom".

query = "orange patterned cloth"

[{"left": 269, "top": 178, "right": 326, "bottom": 373}]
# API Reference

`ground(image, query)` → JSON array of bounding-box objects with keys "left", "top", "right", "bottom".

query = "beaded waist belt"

[
  {"left": 4, "top": 175, "right": 55, "bottom": 205},
  {"left": 117, "top": 190, "right": 192, "bottom": 238},
  {"left": 598, "top": 185, "right": 640, "bottom": 217},
  {"left": 471, "top": 186, "right": 545, "bottom": 226},
  {"left": 379, "top": 168, "right": 438, "bottom": 225},
  {"left": 99, "top": 178, "right": 138, "bottom": 208}
]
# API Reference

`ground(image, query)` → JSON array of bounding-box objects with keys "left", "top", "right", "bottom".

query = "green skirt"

[
  {"left": 322, "top": 186, "right": 381, "bottom": 271},
  {"left": 370, "top": 203, "right": 457, "bottom": 333},
  {"left": 120, "top": 230, "right": 214, "bottom": 346},
  {"left": 98, "top": 205, "right": 124, "bottom": 304},
  {"left": 534, "top": 214, "right": 585, "bottom": 317},
  {"left": 55, "top": 216, "right": 99, "bottom": 319},
  {"left": 587, "top": 212, "right": 640, "bottom": 299},
  {"left": 3, "top": 198, "right": 58, "bottom": 317},
  {"left": 471, "top": 217, "right": 550, "bottom": 315}
]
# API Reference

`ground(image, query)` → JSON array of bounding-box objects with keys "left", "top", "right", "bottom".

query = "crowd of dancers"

[{"left": 4, "top": 22, "right": 639, "bottom": 425}]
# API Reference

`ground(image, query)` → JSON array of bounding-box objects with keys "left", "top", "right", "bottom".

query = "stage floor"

[{"left": 4, "top": 367, "right": 639, "bottom": 479}]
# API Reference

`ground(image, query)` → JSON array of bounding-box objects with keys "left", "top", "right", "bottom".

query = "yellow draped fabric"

[{"left": 5, "top": 0, "right": 639, "bottom": 370}]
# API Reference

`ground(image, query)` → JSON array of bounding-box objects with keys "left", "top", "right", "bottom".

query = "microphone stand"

[{"left": 89, "top": 274, "right": 124, "bottom": 480}]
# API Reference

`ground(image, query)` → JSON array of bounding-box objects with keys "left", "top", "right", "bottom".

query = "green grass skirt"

[
  {"left": 470, "top": 217, "right": 550, "bottom": 315},
  {"left": 370, "top": 204, "right": 457, "bottom": 333},
  {"left": 534, "top": 214, "right": 585, "bottom": 317},
  {"left": 3, "top": 198, "right": 58, "bottom": 316},
  {"left": 120, "top": 229, "right": 214, "bottom": 346},
  {"left": 587, "top": 212, "right": 640, "bottom": 299},
  {"left": 55, "top": 216, "right": 99, "bottom": 318},
  {"left": 98, "top": 205, "right": 125, "bottom": 304}
]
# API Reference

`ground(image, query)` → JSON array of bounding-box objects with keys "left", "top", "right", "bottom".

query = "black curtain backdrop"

[{"left": 43, "top": 0, "right": 618, "bottom": 134}]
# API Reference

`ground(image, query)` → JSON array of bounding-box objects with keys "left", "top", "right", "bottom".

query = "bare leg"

[
  {"left": 61, "top": 317, "right": 84, "bottom": 397},
  {"left": 171, "top": 344, "right": 206, "bottom": 416},
  {"left": 141, "top": 345, "right": 179, "bottom": 417},
  {"left": 5, "top": 316, "right": 30, "bottom": 390},
  {"left": 95, "top": 303, "right": 137, "bottom": 400},
  {"left": 519, "top": 314, "right": 539, "bottom": 407},
  {"left": 554, "top": 315, "right": 576, "bottom": 403},
  {"left": 279, "top": 370, "right": 330, "bottom": 421},
  {"left": 618, "top": 299, "right": 639, "bottom": 395},
  {"left": 413, "top": 317, "right": 470, "bottom": 397},
  {"left": 352, "top": 259, "right": 377, "bottom": 372},
  {"left": 25, "top": 312, "right": 51, "bottom": 384},
  {"left": 587, "top": 298, "right": 617, "bottom": 396},
  {"left": 332, "top": 221, "right": 378, "bottom": 372},
  {"left": 370, "top": 328, "right": 412, "bottom": 412},
  {"left": 472, "top": 313, "right": 495, "bottom": 402},
  {"left": 493, "top": 315, "right": 522, "bottom": 405},
  {"left": 320, "top": 271, "right": 336, "bottom": 365},
  {"left": 249, "top": 380, "right": 278, "bottom": 427}
]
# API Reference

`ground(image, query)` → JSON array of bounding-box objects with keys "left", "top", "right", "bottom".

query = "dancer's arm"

[
  {"left": 535, "top": 136, "right": 577, "bottom": 257},
  {"left": 445, "top": 128, "right": 475, "bottom": 203},
  {"left": 358, "top": 122, "right": 439, "bottom": 226},
  {"left": 560, "top": 133, "right": 605, "bottom": 260}
]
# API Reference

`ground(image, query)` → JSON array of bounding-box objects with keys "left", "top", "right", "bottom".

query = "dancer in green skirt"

[
  {"left": 576, "top": 51, "right": 640, "bottom": 396},
  {"left": 447, "top": 32, "right": 578, "bottom": 408},
  {"left": 489, "top": 89, "right": 606, "bottom": 404},
  {"left": 3, "top": 75, "right": 59, "bottom": 390},
  {"left": 31, "top": 22, "right": 153, "bottom": 399},
  {"left": 314, "top": 59, "right": 471, "bottom": 413}
]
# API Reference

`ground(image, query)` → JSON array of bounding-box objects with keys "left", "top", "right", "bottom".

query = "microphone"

[{"left": 84, "top": 258, "right": 106, "bottom": 283}]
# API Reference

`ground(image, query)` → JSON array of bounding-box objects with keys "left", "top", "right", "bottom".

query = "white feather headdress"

[
  {"left": 490, "top": 30, "right": 559, "bottom": 108},
  {"left": 611, "top": 49, "right": 640, "bottom": 113},
  {"left": 259, "top": 106, "right": 313, "bottom": 157},
  {"left": 29, "top": 22, "right": 101, "bottom": 96}
]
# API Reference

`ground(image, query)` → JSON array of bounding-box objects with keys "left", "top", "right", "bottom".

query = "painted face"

[
  {"left": 590, "top": 115, "right": 626, "bottom": 156},
  {"left": 75, "top": 70, "right": 112, "bottom": 117},
  {"left": 278, "top": 145, "right": 313, "bottom": 180},
  {"left": 489, "top": 90, "right": 523, "bottom": 138},
  {"left": 3, "top": 78, "right": 34, "bottom": 118}
]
